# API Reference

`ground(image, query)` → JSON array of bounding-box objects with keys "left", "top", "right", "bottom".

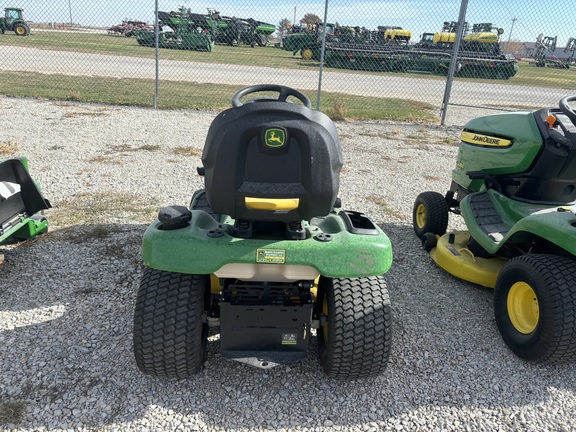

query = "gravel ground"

[{"left": 1, "top": 96, "right": 576, "bottom": 431}]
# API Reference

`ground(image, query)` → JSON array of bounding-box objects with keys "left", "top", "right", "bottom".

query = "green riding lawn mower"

[
  {"left": 133, "top": 85, "right": 393, "bottom": 379},
  {"left": 413, "top": 95, "right": 576, "bottom": 362},
  {"left": 0, "top": 157, "right": 51, "bottom": 264}
]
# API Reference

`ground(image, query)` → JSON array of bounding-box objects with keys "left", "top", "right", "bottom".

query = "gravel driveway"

[{"left": 1, "top": 96, "right": 575, "bottom": 431}]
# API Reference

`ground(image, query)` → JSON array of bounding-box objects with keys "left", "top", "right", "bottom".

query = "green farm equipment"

[
  {"left": 135, "top": 10, "right": 216, "bottom": 51},
  {"left": 0, "top": 158, "right": 51, "bottom": 263},
  {"left": 133, "top": 85, "right": 394, "bottom": 378},
  {"left": 135, "top": 8, "right": 274, "bottom": 50},
  {"left": 413, "top": 95, "right": 576, "bottom": 362},
  {"left": 282, "top": 23, "right": 335, "bottom": 60},
  {"left": 0, "top": 7, "right": 29, "bottom": 36},
  {"left": 208, "top": 9, "right": 274, "bottom": 47},
  {"left": 317, "top": 21, "right": 517, "bottom": 80}
]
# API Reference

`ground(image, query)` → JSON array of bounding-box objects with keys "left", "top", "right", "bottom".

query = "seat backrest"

[
  {"left": 201, "top": 100, "right": 342, "bottom": 221},
  {"left": 498, "top": 108, "right": 576, "bottom": 205}
]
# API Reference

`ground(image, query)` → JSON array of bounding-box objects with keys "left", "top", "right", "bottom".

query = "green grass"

[
  {"left": 500, "top": 59, "right": 576, "bottom": 89},
  {"left": 0, "top": 70, "right": 437, "bottom": 121},
  {"left": 1, "top": 31, "right": 307, "bottom": 68}
]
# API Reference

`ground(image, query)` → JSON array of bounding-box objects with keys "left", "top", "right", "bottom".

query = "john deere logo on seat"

[{"left": 265, "top": 128, "right": 286, "bottom": 148}]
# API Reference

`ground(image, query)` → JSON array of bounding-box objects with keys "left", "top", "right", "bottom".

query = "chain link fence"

[{"left": 0, "top": 0, "right": 574, "bottom": 124}]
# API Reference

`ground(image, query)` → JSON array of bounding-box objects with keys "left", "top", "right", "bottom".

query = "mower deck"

[{"left": 430, "top": 231, "right": 507, "bottom": 288}]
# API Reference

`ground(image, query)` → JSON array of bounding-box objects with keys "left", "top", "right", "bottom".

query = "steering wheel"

[
  {"left": 232, "top": 84, "right": 312, "bottom": 108},
  {"left": 559, "top": 95, "right": 576, "bottom": 124}
]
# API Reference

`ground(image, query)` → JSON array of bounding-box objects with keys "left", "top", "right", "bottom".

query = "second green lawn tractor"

[
  {"left": 133, "top": 85, "right": 393, "bottom": 379},
  {"left": 1, "top": 157, "right": 51, "bottom": 263},
  {"left": 413, "top": 95, "right": 576, "bottom": 362}
]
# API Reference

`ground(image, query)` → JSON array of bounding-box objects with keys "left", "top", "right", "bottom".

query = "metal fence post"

[
  {"left": 440, "top": 0, "right": 468, "bottom": 126},
  {"left": 153, "top": 0, "right": 159, "bottom": 110},
  {"left": 316, "top": 0, "right": 329, "bottom": 111}
]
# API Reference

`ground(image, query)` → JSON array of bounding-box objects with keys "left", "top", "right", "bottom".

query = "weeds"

[
  {"left": 0, "top": 401, "right": 26, "bottom": 426},
  {"left": 67, "top": 90, "right": 81, "bottom": 101},
  {"left": 327, "top": 100, "right": 346, "bottom": 121},
  {"left": 0, "top": 139, "right": 19, "bottom": 156},
  {"left": 49, "top": 191, "right": 159, "bottom": 227},
  {"left": 172, "top": 147, "right": 201, "bottom": 157},
  {"left": 367, "top": 194, "right": 407, "bottom": 220}
]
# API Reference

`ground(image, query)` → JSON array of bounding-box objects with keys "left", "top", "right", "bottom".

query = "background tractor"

[{"left": 1, "top": 7, "right": 29, "bottom": 36}]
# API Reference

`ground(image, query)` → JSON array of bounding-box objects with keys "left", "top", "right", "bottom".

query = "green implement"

[{"left": 0, "top": 158, "right": 51, "bottom": 261}]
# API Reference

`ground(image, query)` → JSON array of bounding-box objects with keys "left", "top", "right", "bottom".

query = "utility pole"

[
  {"left": 507, "top": 17, "right": 517, "bottom": 54},
  {"left": 293, "top": 6, "right": 296, "bottom": 26},
  {"left": 68, "top": 0, "right": 73, "bottom": 26}
]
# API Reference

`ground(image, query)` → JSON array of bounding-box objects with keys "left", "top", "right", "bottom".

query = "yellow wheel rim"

[
  {"left": 322, "top": 294, "right": 329, "bottom": 342},
  {"left": 507, "top": 281, "right": 539, "bottom": 334},
  {"left": 16, "top": 27, "right": 25, "bottom": 35},
  {"left": 415, "top": 203, "right": 426, "bottom": 229},
  {"left": 302, "top": 48, "right": 313, "bottom": 60}
]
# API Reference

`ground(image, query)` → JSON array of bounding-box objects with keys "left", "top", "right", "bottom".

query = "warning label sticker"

[
  {"left": 282, "top": 333, "right": 297, "bottom": 345},
  {"left": 256, "top": 248, "right": 286, "bottom": 264}
]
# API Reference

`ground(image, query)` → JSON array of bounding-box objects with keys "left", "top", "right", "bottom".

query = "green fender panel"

[
  {"left": 461, "top": 189, "right": 576, "bottom": 255},
  {"left": 142, "top": 210, "right": 393, "bottom": 278}
]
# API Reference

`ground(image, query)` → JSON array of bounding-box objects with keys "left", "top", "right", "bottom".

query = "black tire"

[
  {"left": 494, "top": 255, "right": 576, "bottom": 362},
  {"left": 14, "top": 24, "right": 29, "bottom": 36},
  {"left": 301, "top": 48, "right": 313, "bottom": 60},
  {"left": 133, "top": 267, "right": 210, "bottom": 378},
  {"left": 412, "top": 191, "right": 449, "bottom": 239},
  {"left": 421, "top": 232, "right": 437, "bottom": 252},
  {"left": 317, "top": 276, "right": 392, "bottom": 379}
]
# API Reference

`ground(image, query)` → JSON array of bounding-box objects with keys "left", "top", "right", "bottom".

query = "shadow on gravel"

[{"left": 0, "top": 222, "right": 575, "bottom": 430}]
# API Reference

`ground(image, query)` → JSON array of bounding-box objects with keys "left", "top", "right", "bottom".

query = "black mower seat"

[
  {"left": 201, "top": 95, "right": 343, "bottom": 222},
  {"left": 496, "top": 108, "right": 576, "bottom": 205}
]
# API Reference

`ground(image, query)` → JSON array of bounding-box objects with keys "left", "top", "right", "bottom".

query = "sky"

[{"left": 8, "top": 0, "right": 576, "bottom": 45}]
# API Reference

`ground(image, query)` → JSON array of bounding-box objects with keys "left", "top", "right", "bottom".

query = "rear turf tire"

[
  {"left": 412, "top": 191, "right": 449, "bottom": 239},
  {"left": 317, "top": 276, "right": 392, "bottom": 378},
  {"left": 494, "top": 255, "right": 576, "bottom": 362},
  {"left": 133, "top": 267, "right": 210, "bottom": 378}
]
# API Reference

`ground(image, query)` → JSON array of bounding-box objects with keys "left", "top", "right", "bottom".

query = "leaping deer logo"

[{"left": 265, "top": 128, "right": 286, "bottom": 147}]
